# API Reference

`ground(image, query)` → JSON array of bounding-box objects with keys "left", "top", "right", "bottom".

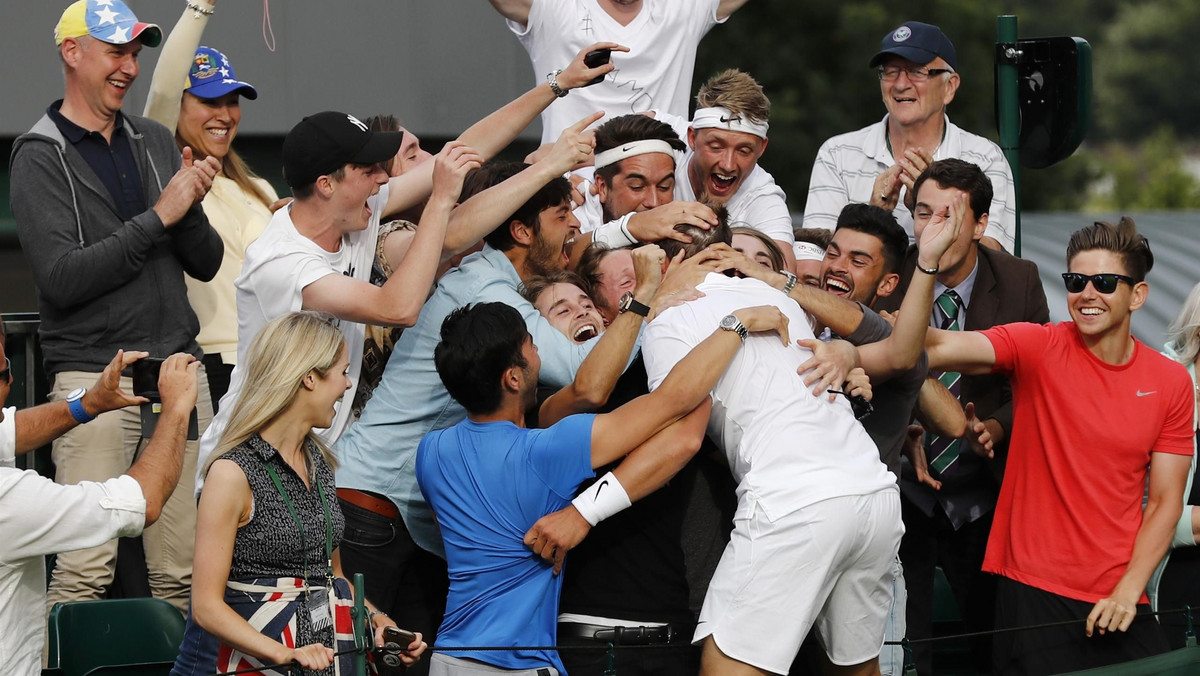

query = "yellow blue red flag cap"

[{"left": 55, "top": 0, "right": 162, "bottom": 48}]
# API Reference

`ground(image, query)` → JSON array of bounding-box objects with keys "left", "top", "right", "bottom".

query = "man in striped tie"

[{"left": 873, "top": 159, "right": 1049, "bottom": 674}]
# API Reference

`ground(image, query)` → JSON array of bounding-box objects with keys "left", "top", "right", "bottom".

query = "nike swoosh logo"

[
  {"left": 719, "top": 116, "right": 733, "bottom": 123},
  {"left": 1136, "top": 390, "right": 1157, "bottom": 397},
  {"left": 621, "top": 144, "right": 635, "bottom": 152},
  {"left": 594, "top": 479, "right": 609, "bottom": 497}
]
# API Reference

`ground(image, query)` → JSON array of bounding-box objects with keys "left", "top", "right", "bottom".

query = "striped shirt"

[{"left": 803, "top": 115, "right": 1016, "bottom": 252}]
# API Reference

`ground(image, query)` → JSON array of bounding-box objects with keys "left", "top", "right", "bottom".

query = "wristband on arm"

[
  {"left": 571, "top": 471, "right": 632, "bottom": 526},
  {"left": 590, "top": 214, "right": 638, "bottom": 249}
]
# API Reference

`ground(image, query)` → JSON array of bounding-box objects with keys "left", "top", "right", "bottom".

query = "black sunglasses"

[
  {"left": 1061, "top": 272, "right": 1135, "bottom": 294},
  {"left": 0, "top": 357, "right": 10, "bottom": 382}
]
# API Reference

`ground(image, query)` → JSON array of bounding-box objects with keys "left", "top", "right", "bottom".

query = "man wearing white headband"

[
  {"left": 803, "top": 21, "right": 1016, "bottom": 253},
  {"left": 661, "top": 69, "right": 799, "bottom": 273},
  {"left": 571, "top": 114, "right": 719, "bottom": 256}
]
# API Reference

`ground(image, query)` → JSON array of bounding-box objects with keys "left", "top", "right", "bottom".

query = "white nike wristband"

[
  {"left": 571, "top": 471, "right": 632, "bottom": 526},
  {"left": 590, "top": 214, "right": 638, "bottom": 248}
]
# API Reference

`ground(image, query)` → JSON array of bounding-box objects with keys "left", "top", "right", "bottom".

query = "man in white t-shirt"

[
  {"left": 489, "top": 0, "right": 752, "bottom": 144},
  {"left": 804, "top": 21, "right": 1016, "bottom": 252},
  {"left": 576, "top": 70, "right": 798, "bottom": 271},
  {"left": 641, "top": 225, "right": 910, "bottom": 675},
  {"left": 664, "top": 69, "right": 796, "bottom": 270},
  {"left": 195, "top": 111, "right": 479, "bottom": 487}
]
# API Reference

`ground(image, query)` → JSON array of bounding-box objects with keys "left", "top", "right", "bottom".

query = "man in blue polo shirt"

[{"left": 416, "top": 301, "right": 785, "bottom": 674}]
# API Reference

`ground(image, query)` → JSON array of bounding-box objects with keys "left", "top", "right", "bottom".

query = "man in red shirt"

[{"left": 925, "top": 215, "right": 1192, "bottom": 673}]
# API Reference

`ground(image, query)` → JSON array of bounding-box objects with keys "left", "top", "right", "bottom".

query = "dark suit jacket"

[{"left": 875, "top": 244, "right": 1050, "bottom": 512}]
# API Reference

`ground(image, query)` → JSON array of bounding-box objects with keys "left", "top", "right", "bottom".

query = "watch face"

[
  {"left": 720, "top": 314, "right": 738, "bottom": 330},
  {"left": 618, "top": 292, "right": 633, "bottom": 312},
  {"left": 67, "top": 387, "right": 86, "bottom": 402}
]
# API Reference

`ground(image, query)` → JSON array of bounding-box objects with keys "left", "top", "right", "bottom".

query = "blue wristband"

[{"left": 67, "top": 391, "right": 95, "bottom": 424}]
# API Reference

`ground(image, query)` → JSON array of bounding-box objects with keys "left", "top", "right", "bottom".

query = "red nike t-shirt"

[{"left": 982, "top": 321, "right": 1193, "bottom": 603}]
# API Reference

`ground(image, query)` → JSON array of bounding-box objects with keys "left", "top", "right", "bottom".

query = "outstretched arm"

[
  {"left": 14, "top": 350, "right": 149, "bottom": 455},
  {"left": 589, "top": 306, "right": 788, "bottom": 467},
  {"left": 142, "top": 0, "right": 215, "bottom": 130},
  {"left": 487, "top": 0, "right": 533, "bottom": 25},
  {"left": 383, "top": 42, "right": 624, "bottom": 222},
  {"left": 539, "top": 246, "right": 665, "bottom": 426},
  {"left": 302, "top": 143, "right": 481, "bottom": 327}
]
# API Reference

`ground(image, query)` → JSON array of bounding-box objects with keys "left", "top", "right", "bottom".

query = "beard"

[{"left": 526, "top": 233, "right": 565, "bottom": 277}]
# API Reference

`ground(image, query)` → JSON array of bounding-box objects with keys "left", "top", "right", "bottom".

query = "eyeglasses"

[
  {"left": 877, "top": 65, "right": 954, "bottom": 83},
  {"left": 1061, "top": 272, "right": 1135, "bottom": 294},
  {"left": 0, "top": 357, "right": 10, "bottom": 382},
  {"left": 828, "top": 388, "right": 874, "bottom": 421}
]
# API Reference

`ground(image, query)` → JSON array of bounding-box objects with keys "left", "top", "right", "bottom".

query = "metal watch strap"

[
  {"left": 780, "top": 270, "right": 798, "bottom": 295},
  {"left": 546, "top": 69, "right": 568, "bottom": 98}
]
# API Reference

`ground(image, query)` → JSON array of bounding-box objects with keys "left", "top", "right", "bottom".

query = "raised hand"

[
  {"left": 542, "top": 112, "right": 604, "bottom": 175},
  {"left": 81, "top": 350, "right": 150, "bottom": 417},
  {"left": 557, "top": 42, "right": 629, "bottom": 91},
  {"left": 157, "top": 353, "right": 199, "bottom": 418},
  {"left": 630, "top": 244, "right": 666, "bottom": 298},
  {"left": 870, "top": 164, "right": 903, "bottom": 211},
  {"left": 430, "top": 141, "right": 484, "bottom": 203},
  {"left": 898, "top": 147, "right": 934, "bottom": 211},
  {"left": 916, "top": 190, "right": 967, "bottom": 271},
  {"left": 626, "top": 201, "right": 717, "bottom": 243},
  {"left": 154, "top": 146, "right": 221, "bottom": 227}
]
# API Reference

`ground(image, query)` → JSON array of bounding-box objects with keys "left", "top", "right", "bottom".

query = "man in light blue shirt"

[{"left": 335, "top": 160, "right": 609, "bottom": 658}]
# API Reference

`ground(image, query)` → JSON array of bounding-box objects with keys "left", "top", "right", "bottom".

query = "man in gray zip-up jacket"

[{"left": 8, "top": 0, "right": 222, "bottom": 616}]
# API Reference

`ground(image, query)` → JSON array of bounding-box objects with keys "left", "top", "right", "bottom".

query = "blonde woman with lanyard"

[
  {"left": 144, "top": 0, "right": 282, "bottom": 409},
  {"left": 172, "top": 312, "right": 426, "bottom": 675}
]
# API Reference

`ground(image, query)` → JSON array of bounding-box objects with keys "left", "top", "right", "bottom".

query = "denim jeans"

[{"left": 338, "top": 498, "right": 448, "bottom": 676}]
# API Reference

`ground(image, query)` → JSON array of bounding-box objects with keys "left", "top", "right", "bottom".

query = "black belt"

[{"left": 557, "top": 621, "right": 693, "bottom": 645}]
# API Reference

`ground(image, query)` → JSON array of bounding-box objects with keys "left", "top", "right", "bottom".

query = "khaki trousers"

[{"left": 44, "top": 366, "right": 212, "bottom": 615}]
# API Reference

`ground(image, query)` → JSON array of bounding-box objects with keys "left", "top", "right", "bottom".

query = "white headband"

[
  {"left": 793, "top": 241, "right": 826, "bottom": 262},
  {"left": 593, "top": 140, "right": 677, "bottom": 170},
  {"left": 691, "top": 106, "right": 769, "bottom": 139}
]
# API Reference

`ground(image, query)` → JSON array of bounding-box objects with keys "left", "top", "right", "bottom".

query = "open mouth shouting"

[{"left": 823, "top": 273, "right": 852, "bottom": 297}]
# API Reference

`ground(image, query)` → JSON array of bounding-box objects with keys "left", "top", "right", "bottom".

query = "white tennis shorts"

[{"left": 694, "top": 487, "right": 903, "bottom": 673}]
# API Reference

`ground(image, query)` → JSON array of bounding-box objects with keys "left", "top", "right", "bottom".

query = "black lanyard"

[{"left": 263, "top": 446, "right": 334, "bottom": 595}]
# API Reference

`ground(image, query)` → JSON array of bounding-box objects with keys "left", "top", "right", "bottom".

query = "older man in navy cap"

[{"left": 804, "top": 21, "right": 1016, "bottom": 253}]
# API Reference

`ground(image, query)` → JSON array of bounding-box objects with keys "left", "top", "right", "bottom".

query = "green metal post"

[
  {"left": 353, "top": 573, "right": 369, "bottom": 676},
  {"left": 997, "top": 15, "right": 1021, "bottom": 256}
]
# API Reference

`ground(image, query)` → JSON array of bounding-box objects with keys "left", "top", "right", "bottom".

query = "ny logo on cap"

[
  {"left": 892, "top": 26, "right": 912, "bottom": 42},
  {"left": 346, "top": 114, "right": 368, "bottom": 132}
]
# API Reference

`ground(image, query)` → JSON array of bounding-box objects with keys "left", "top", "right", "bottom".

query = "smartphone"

[
  {"left": 131, "top": 357, "right": 200, "bottom": 441},
  {"left": 382, "top": 626, "right": 417, "bottom": 648},
  {"left": 583, "top": 48, "right": 611, "bottom": 87},
  {"left": 132, "top": 357, "right": 166, "bottom": 400}
]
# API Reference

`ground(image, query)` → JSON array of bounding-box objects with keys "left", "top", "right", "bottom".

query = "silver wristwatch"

[
  {"left": 719, "top": 314, "right": 748, "bottom": 341},
  {"left": 546, "top": 69, "right": 568, "bottom": 98}
]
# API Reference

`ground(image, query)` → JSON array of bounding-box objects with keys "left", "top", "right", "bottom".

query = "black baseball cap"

[
  {"left": 868, "top": 21, "right": 958, "bottom": 71},
  {"left": 282, "top": 111, "right": 403, "bottom": 188}
]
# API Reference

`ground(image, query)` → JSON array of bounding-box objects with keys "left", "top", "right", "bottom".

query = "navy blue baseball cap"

[
  {"left": 868, "top": 21, "right": 958, "bottom": 71},
  {"left": 186, "top": 46, "right": 258, "bottom": 100}
]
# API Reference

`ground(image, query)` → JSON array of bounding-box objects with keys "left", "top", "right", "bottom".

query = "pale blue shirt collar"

[{"left": 932, "top": 257, "right": 979, "bottom": 325}]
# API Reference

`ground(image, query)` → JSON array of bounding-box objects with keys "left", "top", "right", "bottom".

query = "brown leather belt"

[{"left": 336, "top": 488, "right": 399, "bottom": 519}]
